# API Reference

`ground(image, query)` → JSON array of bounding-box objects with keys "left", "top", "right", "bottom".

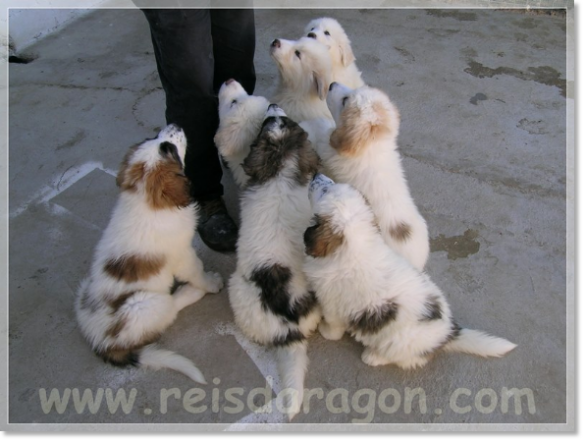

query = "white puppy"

[
  {"left": 304, "top": 175, "right": 517, "bottom": 369},
  {"left": 305, "top": 17, "right": 365, "bottom": 88},
  {"left": 270, "top": 36, "right": 334, "bottom": 122},
  {"left": 315, "top": 82, "right": 429, "bottom": 271},
  {"left": 75, "top": 125, "right": 223, "bottom": 384},
  {"left": 214, "top": 79, "right": 271, "bottom": 188},
  {"left": 228, "top": 105, "right": 321, "bottom": 420}
]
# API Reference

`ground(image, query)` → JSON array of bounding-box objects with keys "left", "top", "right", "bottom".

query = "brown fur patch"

[
  {"left": 304, "top": 214, "right": 344, "bottom": 258},
  {"left": 116, "top": 144, "right": 142, "bottom": 190},
  {"left": 95, "top": 327, "right": 163, "bottom": 366},
  {"left": 104, "top": 254, "right": 166, "bottom": 283},
  {"left": 145, "top": 160, "right": 191, "bottom": 210},
  {"left": 330, "top": 99, "right": 392, "bottom": 157},
  {"left": 389, "top": 222, "right": 412, "bottom": 242},
  {"left": 243, "top": 116, "right": 317, "bottom": 186},
  {"left": 108, "top": 291, "right": 136, "bottom": 313},
  {"left": 105, "top": 318, "right": 126, "bottom": 338}
]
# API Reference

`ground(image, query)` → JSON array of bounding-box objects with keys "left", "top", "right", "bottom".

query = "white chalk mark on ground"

[
  {"left": 10, "top": 161, "right": 108, "bottom": 219},
  {"left": 215, "top": 322, "right": 287, "bottom": 427}
]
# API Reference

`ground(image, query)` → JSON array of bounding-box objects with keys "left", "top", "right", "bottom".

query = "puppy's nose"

[
  {"left": 225, "top": 78, "right": 235, "bottom": 85},
  {"left": 271, "top": 39, "right": 281, "bottom": 48},
  {"left": 307, "top": 32, "right": 317, "bottom": 39},
  {"left": 329, "top": 82, "right": 338, "bottom": 91}
]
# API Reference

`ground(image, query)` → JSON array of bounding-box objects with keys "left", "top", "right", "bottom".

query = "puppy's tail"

[
  {"left": 443, "top": 327, "right": 517, "bottom": 358},
  {"left": 138, "top": 344, "right": 207, "bottom": 384},
  {"left": 277, "top": 339, "right": 309, "bottom": 421}
]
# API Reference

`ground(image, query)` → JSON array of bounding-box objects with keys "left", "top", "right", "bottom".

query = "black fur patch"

[
  {"left": 349, "top": 300, "right": 399, "bottom": 334},
  {"left": 159, "top": 141, "right": 183, "bottom": 168},
  {"left": 96, "top": 347, "right": 140, "bottom": 367},
  {"left": 272, "top": 329, "right": 305, "bottom": 347},
  {"left": 420, "top": 295, "right": 442, "bottom": 321},
  {"left": 242, "top": 116, "right": 318, "bottom": 186},
  {"left": 250, "top": 264, "right": 316, "bottom": 323}
]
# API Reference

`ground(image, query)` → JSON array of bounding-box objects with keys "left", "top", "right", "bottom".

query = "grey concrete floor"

[{"left": 7, "top": 8, "right": 568, "bottom": 428}]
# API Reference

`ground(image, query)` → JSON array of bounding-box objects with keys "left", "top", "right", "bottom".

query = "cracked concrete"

[{"left": 7, "top": 7, "right": 570, "bottom": 429}]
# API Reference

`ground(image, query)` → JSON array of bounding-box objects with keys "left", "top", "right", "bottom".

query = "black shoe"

[{"left": 196, "top": 198, "right": 238, "bottom": 252}]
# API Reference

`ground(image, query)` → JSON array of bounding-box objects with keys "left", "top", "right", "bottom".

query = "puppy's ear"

[
  {"left": 116, "top": 145, "right": 143, "bottom": 190},
  {"left": 145, "top": 160, "right": 191, "bottom": 209},
  {"left": 304, "top": 214, "right": 344, "bottom": 258},
  {"left": 159, "top": 141, "right": 183, "bottom": 168},
  {"left": 329, "top": 105, "right": 391, "bottom": 157},
  {"left": 312, "top": 70, "right": 330, "bottom": 101},
  {"left": 338, "top": 39, "right": 356, "bottom": 67}
]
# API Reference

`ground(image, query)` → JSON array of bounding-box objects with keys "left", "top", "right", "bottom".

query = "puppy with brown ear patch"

[
  {"left": 304, "top": 174, "right": 516, "bottom": 370},
  {"left": 75, "top": 124, "right": 223, "bottom": 384},
  {"left": 228, "top": 105, "right": 321, "bottom": 420},
  {"left": 304, "top": 17, "right": 365, "bottom": 88},
  {"left": 270, "top": 36, "right": 334, "bottom": 122},
  {"left": 315, "top": 82, "right": 430, "bottom": 271}
]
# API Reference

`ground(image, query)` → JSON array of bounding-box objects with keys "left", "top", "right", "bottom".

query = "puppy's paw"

[
  {"left": 204, "top": 271, "right": 224, "bottom": 294},
  {"left": 318, "top": 321, "right": 345, "bottom": 341},
  {"left": 361, "top": 348, "right": 386, "bottom": 367}
]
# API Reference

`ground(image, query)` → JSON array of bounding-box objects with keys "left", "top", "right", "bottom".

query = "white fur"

[
  {"left": 319, "top": 83, "right": 430, "bottom": 270},
  {"left": 215, "top": 80, "right": 271, "bottom": 188},
  {"left": 228, "top": 106, "right": 321, "bottom": 420},
  {"left": 304, "top": 178, "right": 517, "bottom": 369},
  {"left": 304, "top": 17, "right": 365, "bottom": 88},
  {"left": 75, "top": 125, "right": 223, "bottom": 384},
  {"left": 270, "top": 37, "right": 334, "bottom": 122}
]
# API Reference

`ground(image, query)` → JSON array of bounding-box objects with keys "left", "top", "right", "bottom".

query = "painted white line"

[
  {"left": 214, "top": 322, "right": 287, "bottom": 426},
  {"left": 47, "top": 202, "right": 103, "bottom": 232},
  {"left": 10, "top": 161, "right": 109, "bottom": 219}
]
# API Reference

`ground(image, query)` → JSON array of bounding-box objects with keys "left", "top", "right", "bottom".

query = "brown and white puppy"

[
  {"left": 228, "top": 105, "right": 321, "bottom": 420},
  {"left": 315, "top": 83, "right": 430, "bottom": 271},
  {"left": 303, "top": 175, "right": 516, "bottom": 370},
  {"left": 75, "top": 124, "right": 223, "bottom": 384}
]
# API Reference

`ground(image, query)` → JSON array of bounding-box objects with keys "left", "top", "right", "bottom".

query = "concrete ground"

[{"left": 7, "top": 7, "right": 569, "bottom": 429}]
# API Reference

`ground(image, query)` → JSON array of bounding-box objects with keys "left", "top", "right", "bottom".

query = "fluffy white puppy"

[
  {"left": 75, "top": 124, "right": 223, "bottom": 384},
  {"left": 214, "top": 79, "right": 271, "bottom": 188},
  {"left": 305, "top": 17, "right": 365, "bottom": 88},
  {"left": 228, "top": 105, "right": 321, "bottom": 420},
  {"left": 304, "top": 175, "right": 517, "bottom": 369},
  {"left": 316, "top": 82, "right": 429, "bottom": 271},
  {"left": 270, "top": 36, "right": 334, "bottom": 122}
]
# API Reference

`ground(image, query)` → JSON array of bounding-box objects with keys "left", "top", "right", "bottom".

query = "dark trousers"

[{"left": 142, "top": 9, "right": 256, "bottom": 200}]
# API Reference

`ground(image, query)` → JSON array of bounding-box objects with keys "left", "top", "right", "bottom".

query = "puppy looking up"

[
  {"left": 215, "top": 79, "right": 271, "bottom": 188},
  {"left": 228, "top": 105, "right": 321, "bottom": 420},
  {"left": 317, "top": 82, "right": 429, "bottom": 271},
  {"left": 305, "top": 17, "right": 365, "bottom": 88},
  {"left": 75, "top": 125, "right": 223, "bottom": 384},
  {"left": 270, "top": 36, "right": 334, "bottom": 122},
  {"left": 304, "top": 175, "right": 517, "bottom": 369}
]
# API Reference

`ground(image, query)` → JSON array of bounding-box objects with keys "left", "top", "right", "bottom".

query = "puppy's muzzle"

[
  {"left": 309, "top": 173, "right": 335, "bottom": 205},
  {"left": 265, "top": 103, "right": 287, "bottom": 118}
]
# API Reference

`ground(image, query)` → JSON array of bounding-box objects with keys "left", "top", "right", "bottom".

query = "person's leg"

[
  {"left": 210, "top": 9, "right": 256, "bottom": 95},
  {"left": 143, "top": 9, "right": 223, "bottom": 201}
]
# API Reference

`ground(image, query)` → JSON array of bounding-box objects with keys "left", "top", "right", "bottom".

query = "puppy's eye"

[
  {"left": 231, "top": 99, "right": 237, "bottom": 105},
  {"left": 311, "top": 27, "right": 315, "bottom": 31},
  {"left": 295, "top": 50, "right": 301, "bottom": 59},
  {"left": 342, "top": 96, "right": 349, "bottom": 106},
  {"left": 324, "top": 30, "right": 330, "bottom": 36}
]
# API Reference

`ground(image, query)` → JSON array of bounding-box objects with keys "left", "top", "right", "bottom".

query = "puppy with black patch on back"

[
  {"left": 270, "top": 36, "right": 334, "bottom": 122},
  {"left": 315, "top": 82, "right": 429, "bottom": 271},
  {"left": 304, "top": 17, "right": 365, "bottom": 89},
  {"left": 214, "top": 79, "right": 271, "bottom": 188},
  {"left": 228, "top": 104, "right": 321, "bottom": 420},
  {"left": 303, "top": 174, "right": 517, "bottom": 369},
  {"left": 75, "top": 124, "right": 223, "bottom": 384}
]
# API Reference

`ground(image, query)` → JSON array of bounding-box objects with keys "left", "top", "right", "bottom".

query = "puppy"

[
  {"left": 270, "top": 36, "right": 334, "bottom": 122},
  {"left": 304, "top": 175, "right": 517, "bottom": 369},
  {"left": 215, "top": 79, "right": 271, "bottom": 188},
  {"left": 305, "top": 17, "right": 365, "bottom": 88},
  {"left": 317, "top": 82, "right": 429, "bottom": 271},
  {"left": 228, "top": 105, "right": 321, "bottom": 420},
  {"left": 75, "top": 124, "right": 223, "bottom": 384}
]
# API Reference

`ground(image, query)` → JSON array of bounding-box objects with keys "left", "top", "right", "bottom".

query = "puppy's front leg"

[
  {"left": 318, "top": 318, "right": 346, "bottom": 341},
  {"left": 173, "top": 284, "right": 206, "bottom": 311},
  {"left": 176, "top": 247, "right": 224, "bottom": 294}
]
